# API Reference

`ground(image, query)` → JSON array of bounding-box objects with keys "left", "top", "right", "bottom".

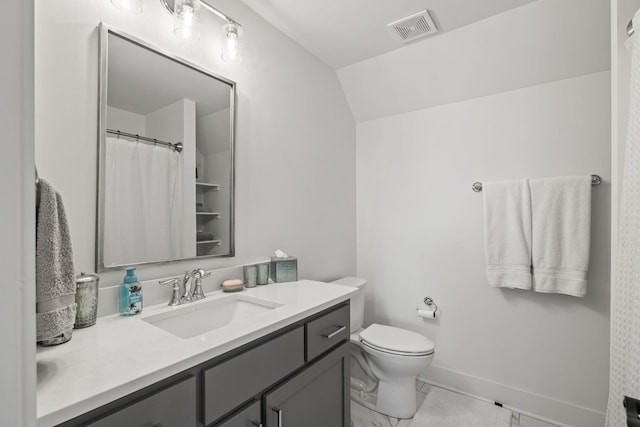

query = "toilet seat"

[{"left": 359, "top": 324, "right": 434, "bottom": 357}]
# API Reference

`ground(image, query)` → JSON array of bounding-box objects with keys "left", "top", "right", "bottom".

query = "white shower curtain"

[
  {"left": 607, "top": 13, "right": 640, "bottom": 427},
  {"left": 103, "top": 137, "right": 184, "bottom": 266}
]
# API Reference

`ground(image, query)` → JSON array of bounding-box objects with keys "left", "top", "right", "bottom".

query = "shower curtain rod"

[
  {"left": 471, "top": 175, "right": 602, "bottom": 192},
  {"left": 106, "top": 129, "right": 183, "bottom": 153}
]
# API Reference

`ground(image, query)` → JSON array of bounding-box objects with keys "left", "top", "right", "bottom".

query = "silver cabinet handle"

[
  {"left": 272, "top": 407, "right": 283, "bottom": 427},
  {"left": 321, "top": 325, "right": 346, "bottom": 339}
]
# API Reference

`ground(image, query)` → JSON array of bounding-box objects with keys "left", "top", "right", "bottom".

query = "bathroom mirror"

[{"left": 97, "top": 25, "right": 235, "bottom": 271}]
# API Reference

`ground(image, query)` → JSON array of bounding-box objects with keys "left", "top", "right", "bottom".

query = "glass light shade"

[
  {"left": 110, "top": 0, "right": 142, "bottom": 14},
  {"left": 174, "top": 0, "right": 200, "bottom": 39},
  {"left": 221, "top": 23, "right": 243, "bottom": 64}
]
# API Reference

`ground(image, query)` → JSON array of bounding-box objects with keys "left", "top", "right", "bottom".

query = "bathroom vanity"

[
  {"left": 33, "top": 24, "right": 356, "bottom": 427},
  {"left": 36, "top": 281, "right": 355, "bottom": 427}
]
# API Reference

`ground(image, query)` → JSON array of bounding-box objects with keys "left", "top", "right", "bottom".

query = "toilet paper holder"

[
  {"left": 423, "top": 297, "right": 438, "bottom": 313},
  {"left": 416, "top": 297, "right": 439, "bottom": 319}
]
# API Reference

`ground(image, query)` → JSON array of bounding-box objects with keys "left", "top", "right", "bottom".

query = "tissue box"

[{"left": 270, "top": 256, "right": 297, "bottom": 283}]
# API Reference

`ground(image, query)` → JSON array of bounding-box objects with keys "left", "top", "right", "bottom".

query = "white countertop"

[{"left": 36, "top": 280, "right": 356, "bottom": 427}]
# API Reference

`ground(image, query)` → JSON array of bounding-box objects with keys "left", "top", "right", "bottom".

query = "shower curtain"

[
  {"left": 607, "top": 13, "right": 640, "bottom": 427},
  {"left": 103, "top": 137, "right": 184, "bottom": 266}
]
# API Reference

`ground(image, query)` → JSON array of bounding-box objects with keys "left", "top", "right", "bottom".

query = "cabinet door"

[
  {"left": 264, "top": 342, "right": 349, "bottom": 427},
  {"left": 87, "top": 375, "right": 196, "bottom": 427},
  {"left": 203, "top": 327, "right": 304, "bottom": 425},
  {"left": 216, "top": 400, "right": 261, "bottom": 427}
]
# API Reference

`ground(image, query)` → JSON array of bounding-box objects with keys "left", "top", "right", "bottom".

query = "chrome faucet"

[
  {"left": 180, "top": 270, "right": 193, "bottom": 303},
  {"left": 159, "top": 269, "right": 211, "bottom": 306},
  {"left": 190, "top": 268, "right": 211, "bottom": 300},
  {"left": 158, "top": 277, "right": 182, "bottom": 306}
]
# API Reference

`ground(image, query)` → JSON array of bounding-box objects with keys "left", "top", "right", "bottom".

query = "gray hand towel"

[{"left": 36, "top": 179, "right": 76, "bottom": 342}]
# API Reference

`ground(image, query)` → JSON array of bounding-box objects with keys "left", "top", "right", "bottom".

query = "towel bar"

[{"left": 471, "top": 175, "right": 602, "bottom": 192}]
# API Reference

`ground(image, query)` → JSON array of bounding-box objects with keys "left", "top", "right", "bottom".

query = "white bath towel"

[
  {"left": 36, "top": 179, "right": 76, "bottom": 342},
  {"left": 482, "top": 179, "right": 532, "bottom": 290},
  {"left": 529, "top": 176, "right": 591, "bottom": 297}
]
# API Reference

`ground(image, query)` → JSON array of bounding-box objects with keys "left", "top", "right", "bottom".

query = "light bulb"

[
  {"left": 183, "top": 5, "right": 194, "bottom": 28},
  {"left": 174, "top": 0, "right": 200, "bottom": 39},
  {"left": 221, "top": 23, "right": 243, "bottom": 64},
  {"left": 110, "top": 0, "right": 142, "bottom": 14},
  {"left": 225, "top": 33, "right": 239, "bottom": 61}
]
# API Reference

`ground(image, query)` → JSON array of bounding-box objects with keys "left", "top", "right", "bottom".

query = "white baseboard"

[{"left": 419, "top": 365, "right": 605, "bottom": 427}]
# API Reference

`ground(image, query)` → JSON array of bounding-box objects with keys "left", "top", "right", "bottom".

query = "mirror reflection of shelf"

[
  {"left": 196, "top": 212, "right": 222, "bottom": 219},
  {"left": 196, "top": 240, "right": 222, "bottom": 246},
  {"left": 196, "top": 239, "right": 222, "bottom": 256},
  {"left": 195, "top": 177, "right": 224, "bottom": 257},
  {"left": 196, "top": 182, "right": 220, "bottom": 191}
]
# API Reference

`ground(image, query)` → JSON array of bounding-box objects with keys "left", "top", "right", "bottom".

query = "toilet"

[{"left": 331, "top": 277, "right": 435, "bottom": 419}]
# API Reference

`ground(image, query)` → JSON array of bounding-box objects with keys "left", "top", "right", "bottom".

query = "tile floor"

[
  {"left": 351, "top": 381, "right": 561, "bottom": 427},
  {"left": 350, "top": 381, "right": 429, "bottom": 427}
]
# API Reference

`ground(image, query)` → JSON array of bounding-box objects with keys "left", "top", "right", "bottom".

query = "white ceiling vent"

[{"left": 387, "top": 10, "right": 438, "bottom": 43}]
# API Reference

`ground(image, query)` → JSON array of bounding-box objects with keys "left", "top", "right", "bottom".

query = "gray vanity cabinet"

[
  {"left": 264, "top": 341, "right": 350, "bottom": 427},
  {"left": 86, "top": 375, "right": 197, "bottom": 427},
  {"left": 57, "top": 301, "right": 350, "bottom": 427}
]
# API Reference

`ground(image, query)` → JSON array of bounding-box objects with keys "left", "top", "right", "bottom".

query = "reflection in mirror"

[{"left": 97, "top": 25, "right": 235, "bottom": 271}]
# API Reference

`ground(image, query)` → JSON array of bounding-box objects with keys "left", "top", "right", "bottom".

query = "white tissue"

[
  {"left": 274, "top": 249, "right": 289, "bottom": 258},
  {"left": 417, "top": 309, "right": 437, "bottom": 319}
]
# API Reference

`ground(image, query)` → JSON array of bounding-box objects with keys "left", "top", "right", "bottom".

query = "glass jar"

[{"left": 74, "top": 273, "right": 100, "bottom": 328}]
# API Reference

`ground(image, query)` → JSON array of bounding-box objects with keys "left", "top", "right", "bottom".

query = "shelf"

[
  {"left": 197, "top": 240, "right": 222, "bottom": 246},
  {"left": 196, "top": 212, "right": 221, "bottom": 218},
  {"left": 196, "top": 182, "right": 220, "bottom": 191}
]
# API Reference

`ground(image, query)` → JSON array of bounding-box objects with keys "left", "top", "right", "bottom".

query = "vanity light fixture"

[
  {"left": 173, "top": 0, "right": 200, "bottom": 39},
  {"left": 110, "top": 0, "right": 143, "bottom": 14},
  {"left": 160, "top": 0, "right": 243, "bottom": 63},
  {"left": 221, "top": 22, "right": 243, "bottom": 64}
]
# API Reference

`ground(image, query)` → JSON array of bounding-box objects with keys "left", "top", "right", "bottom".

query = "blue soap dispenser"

[{"left": 119, "top": 268, "right": 143, "bottom": 316}]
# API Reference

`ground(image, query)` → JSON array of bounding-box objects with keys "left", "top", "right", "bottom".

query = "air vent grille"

[{"left": 387, "top": 10, "right": 438, "bottom": 43}]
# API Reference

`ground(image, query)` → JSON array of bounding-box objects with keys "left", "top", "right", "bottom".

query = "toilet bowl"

[{"left": 331, "top": 277, "right": 435, "bottom": 419}]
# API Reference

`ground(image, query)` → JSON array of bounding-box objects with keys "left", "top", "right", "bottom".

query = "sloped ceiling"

[{"left": 239, "top": 0, "right": 536, "bottom": 69}]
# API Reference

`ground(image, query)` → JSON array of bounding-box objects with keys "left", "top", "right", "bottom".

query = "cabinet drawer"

[
  {"left": 87, "top": 375, "right": 196, "bottom": 427},
  {"left": 203, "top": 326, "right": 304, "bottom": 425},
  {"left": 306, "top": 303, "right": 349, "bottom": 361},
  {"left": 216, "top": 400, "right": 261, "bottom": 427}
]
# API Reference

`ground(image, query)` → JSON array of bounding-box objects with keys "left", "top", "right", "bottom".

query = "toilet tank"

[{"left": 331, "top": 277, "right": 367, "bottom": 333}]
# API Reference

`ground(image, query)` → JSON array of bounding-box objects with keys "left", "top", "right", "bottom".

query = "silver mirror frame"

[{"left": 96, "top": 23, "right": 236, "bottom": 272}]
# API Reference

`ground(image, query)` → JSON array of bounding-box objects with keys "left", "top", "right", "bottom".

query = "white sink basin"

[{"left": 142, "top": 294, "right": 283, "bottom": 339}]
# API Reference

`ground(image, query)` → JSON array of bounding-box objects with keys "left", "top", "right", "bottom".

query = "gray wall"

[{"left": 0, "top": 0, "right": 36, "bottom": 425}]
